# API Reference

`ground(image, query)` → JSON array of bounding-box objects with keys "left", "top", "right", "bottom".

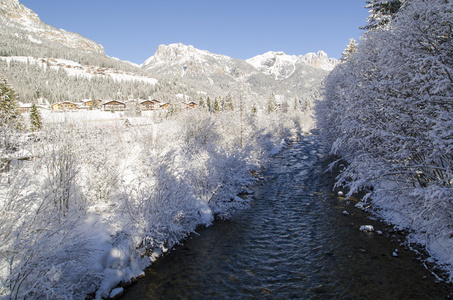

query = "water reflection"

[{"left": 123, "top": 135, "right": 452, "bottom": 299}]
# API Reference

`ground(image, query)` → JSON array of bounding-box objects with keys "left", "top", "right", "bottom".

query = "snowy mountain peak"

[
  {"left": 155, "top": 43, "right": 197, "bottom": 60},
  {"left": 246, "top": 50, "right": 337, "bottom": 80},
  {"left": 246, "top": 51, "right": 299, "bottom": 80},
  {"left": 143, "top": 43, "right": 230, "bottom": 67},
  {"left": 299, "top": 51, "right": 337, "bottom": 71},
  {"left": 246, "top": 51, "right": 298, "bottom": 68},
  {"left": 0, "top": 0, "right": 104, "bottom": 54},
  {"left": 145, "top": 43, "right": 199, "bottom": 65}
]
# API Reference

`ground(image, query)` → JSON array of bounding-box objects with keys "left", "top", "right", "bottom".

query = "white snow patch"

[{"left": 359, "top": 225, "right": 374, "bottom": 232}]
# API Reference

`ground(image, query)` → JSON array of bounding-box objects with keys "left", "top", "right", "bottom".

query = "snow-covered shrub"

[
  {"left": 0, "top": 105, "right": 311, "bottom": 298},
  {"left": 77, "top": 124, "right": 124, "bottom": 207},
  {"left": 121, "top": 150, "right": 202, "bottom": 253},
  {"left": 0, "top": 145, "right": 101, "bottom": 299}
]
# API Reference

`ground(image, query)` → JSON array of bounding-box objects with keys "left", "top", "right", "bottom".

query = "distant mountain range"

[
  {"left": 0, "top": 0, "right": 339, "bottom": 109},
  {"left": 143, "top": 43, "right": 337, "bottom": 79},
  {"left": 141, "top": 43, "right": 337, "bottom": 108}
]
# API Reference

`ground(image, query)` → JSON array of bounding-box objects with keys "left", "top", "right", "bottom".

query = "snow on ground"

[
  {"left": 0, "top": 56, "right": 158, "bottom": 85},
  {"left": 0, "top": 109, "right": 313, "bottom": 299}
]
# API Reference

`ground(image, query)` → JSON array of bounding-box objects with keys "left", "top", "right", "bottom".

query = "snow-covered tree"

[
  {"left": 293, "top": 97, "right": 298, "bottom": 111},
  {"left": 224, "top": 93, "right": 234, "bottom": 111},
  {"left": 362, "top": 0, "right": 403, "bottom": 31},
  {"left": 340, "top": 38, "right": 359, "bottom": 62},
  {"left": 199, "top": 97, "right": 205, "bottom": 109},
  {"left": 29, "top": 104, "right": 42, "bottom": 131},
  {"left": 317, "top": 0, "right": 453, "bottom": 273},
  {"left": 126, "top": 99, "right": 142, "bottom": 117},
  {"left": 0, "top": 76, "right": 21, "bottom": 130},
  {"left": 89, "top": 97, "right": 99, "bottom": 110},
  {"left": 213, "top": 97, "right": 221, "bottom": 112},
  {"left": 206, "top": 96, "right": 212, "bottom": 113},
  {"left": 0, "top": 76, "right": 23, "bottom": 154},
  {"left": 266, "top": 92, "right": 278, "bottom": 114},
  {"left": 252, "top": 102, "right": 258, "bottom": 114}
]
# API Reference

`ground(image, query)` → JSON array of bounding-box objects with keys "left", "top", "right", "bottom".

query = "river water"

[{"left": 122, "top": 134, "right": 452, "bottom": 299}]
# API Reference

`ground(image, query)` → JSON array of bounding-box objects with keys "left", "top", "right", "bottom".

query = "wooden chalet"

[
  {"left": 160, "top": 103, "right": 171, "bottom": 110},
  {"left": 51, "top": 101, "right": 79, "bottom": 111},
  {"left": 182, "top": 101, "right": 198, "bottom": 109},
  {"left": 81, "top": 99, "right": 102, "bottom": 108},
  {"left": 103, "top": 100, "right": 126, "bottom": 111},
  {"left": 140, "top": 99, "right": 161, "bottom": 111}
]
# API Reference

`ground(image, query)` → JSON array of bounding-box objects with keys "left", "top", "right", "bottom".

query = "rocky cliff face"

[
  {"left": 142, "top": 43, "right": 254, "bottom": 78},
  {"left": 0, "top": 0, "right": 104, "bottom": 54},
  {"left": 300, "top": 51, "right": 338, "bottom": 70}
]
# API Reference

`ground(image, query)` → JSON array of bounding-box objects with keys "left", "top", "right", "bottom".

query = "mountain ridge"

[
  {"left": 143, "top": 43, "right": 338, "bottom": 76},
  {"left": 141, "top": 43, "right": 335, "bottom": 108},
  {"left": 0, "top": 0, "right": 104, "bottom": 54}
]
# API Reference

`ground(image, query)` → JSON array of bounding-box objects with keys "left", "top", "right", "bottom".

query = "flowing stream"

[{"left": 122, "top": 134, "right": 452, "bottom": 299}]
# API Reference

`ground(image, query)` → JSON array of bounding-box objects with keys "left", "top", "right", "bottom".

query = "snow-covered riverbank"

[
  {"left": 0, "top": 110, "right": 313, "bottom": 299},
  {"left": 316, "top": 0, "right": 453, "bottom": 283}
]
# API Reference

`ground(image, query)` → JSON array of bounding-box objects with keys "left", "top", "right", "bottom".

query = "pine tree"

[
  {"left": 361, "top": 0, "right": 403, "bottom": 31},
  {"left": 29, "top": 104, "right": 42, "bottom": 131},
  {"left": 89, "top": 97, "right": 99, "bottom": 110},
  {"left": 239, "top": 94, "right": 244, "bottom": 148},
  {"left": 340, "top": 38, "right": 359, "bottom": 62},
  {"left": 199, "top": 97, "right": 205, "bottom": 109},
  {"left": 126, "top": 100, "right": 141, "bottom": 117},
  {"left": 0, "top": 76, "right": 22, "bottom": 130},
  {"left": 266, "top": 92, "right": 277, "bottom": 114},
  {"left": 252, "top": 102, "right": 258, "bottom": 114},
  {"left": 281, "top": 100, "right": 289, "bottom": 114},
  {"left": 206, "top": 96, "right": 212, "bottom": 113},
  {"left": 213, "top": 97, "right": 221, "bottom": 112},
  {"left": 224, "top": 93, "right": 234, "bottom": 111}
]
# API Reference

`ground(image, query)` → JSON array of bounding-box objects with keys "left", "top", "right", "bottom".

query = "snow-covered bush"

[
  {"left": 0, "top": 105, "right": 311, "bottom": 298},
  {"left": 0, "top": 131, "right": 102, "bottom": 299}
]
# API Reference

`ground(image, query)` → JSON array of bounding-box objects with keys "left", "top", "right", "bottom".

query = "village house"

[
  {"left": 81, "top": 99, "right": 102, "bottom": 108},
  {"left": 140, "top": 99, "right": 161, "bottom": 111},
  {"left": 140, "top": 100, "right": 154, "bottom": 111},
  {"left": 103, "top": 100, "right": 126, "bottom": 111},
  {"left": 182, "top": 101, "right": 198, "bottom": 109},
  {"left": 160, "top": 103, "right": 171, "bottom": 110},
  {"left": 51, "top": 101, "right": 79, "bottom": 111}
]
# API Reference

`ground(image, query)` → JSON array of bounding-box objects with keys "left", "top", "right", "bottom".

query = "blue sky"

[{"left": 20, "top": 0, "right": 370, "bottom": 64}]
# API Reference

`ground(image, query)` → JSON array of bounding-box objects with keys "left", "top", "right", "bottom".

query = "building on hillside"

[
  {"left": 140, "top": 99, "right": 161, "bottom": 111},
  {"left": 140, "top": 100, "right": 155, "bottom": 111},
  {"left": 51, "top": 101, "right": 79, "bottom": 111},
  {"left": 81, "top": 99, "right": 102, "bottom": 108},
  {"left": 182, "top": 101, "right": 198, "bottom": 109},
  {"left": 151, "top": 99, "right": 161, "bottom": 106},
  {"left": 160, "top": 103, "right": 171, "bottom": 110},
  {"left": 103, "top": 100, "right": 126, "bottom": 111}
]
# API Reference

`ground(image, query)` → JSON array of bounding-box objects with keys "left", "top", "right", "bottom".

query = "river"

[{"left": 122, "top": 134, "right": 452, "bottom": 299}]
